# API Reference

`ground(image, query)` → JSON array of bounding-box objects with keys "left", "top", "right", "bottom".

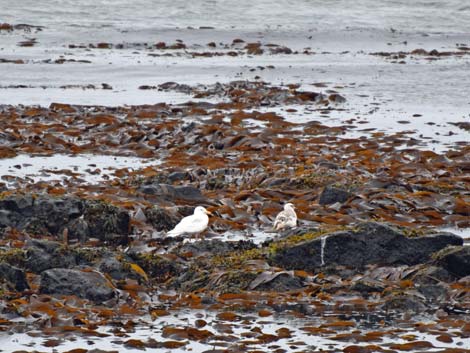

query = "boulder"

[
  {"left": 0, "top": 262, "right": 29, "bottom": 291},
  {"left": 40, "top": 268, "right": 116, "bottom": 302},
  {"left": 435, "top": 246, "right": 470, "bottom": 278},
  {"left": 25, "top": 239, "right": 77, "bottom": 273},
  {"left": 319, "top": 186, "right": 353, "bottom": 205},
  {"left": 0, "top": 194, "right": 83, "bottom": 235},
  {"left": 144, "top": 206, "right": 179, "bottom": 231},
  {"left": 0, "top": 194, "right": 130, "bottom": 245},
  {"left": 82, "top": 200, "right": 130, "bottom": 244},
  {"left": 138, "top": 183, "right": 206, "bottom": 204},
  {"left": 270, "top": 223, "right": 462, "bottom": 271}
]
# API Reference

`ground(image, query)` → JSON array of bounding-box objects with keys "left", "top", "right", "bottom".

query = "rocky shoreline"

[
  {"left": 2, "top": 0, "right": 470, "bottom": 349},
  {"left": 0, "top": 79, "right": 469, "bottom": 351},
  {"left": 1, "top": 187, "right": 470, "bottom": 351}
]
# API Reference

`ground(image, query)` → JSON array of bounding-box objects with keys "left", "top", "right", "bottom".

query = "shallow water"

[
  {"left": 0, "top": 153, "right": 159, "bottom": 184},
  {"left": 2, "top": 309, "right": 469, "bottom": 352}
]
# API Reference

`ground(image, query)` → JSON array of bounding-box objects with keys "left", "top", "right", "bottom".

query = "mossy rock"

[{"left": 0, "top": 248, "right": 27, "bottom": 268}]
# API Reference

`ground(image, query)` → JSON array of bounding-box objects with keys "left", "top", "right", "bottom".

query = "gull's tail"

[{"left": 166, "top": 229, "right": 181, "bottom": 237}]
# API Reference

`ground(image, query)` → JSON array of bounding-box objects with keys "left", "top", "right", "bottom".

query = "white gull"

[
  {"left": 167, "top": 206, "right": 211, "bottom": 237},
  {"left": 273, "top": 203, "right": 297, "bottom": 231}
]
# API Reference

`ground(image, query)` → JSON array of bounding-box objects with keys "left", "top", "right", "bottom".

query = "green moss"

[
  {"left": 134, "top": 253, "right": 181, "bottom": 283},
  {"left": 211, "top": 228, "right": 330, "bottom": 269},
  {"left": 401, "top": 227, "right": 427, "bottom": 238},
  {"left": 71, "top": 247, "right": 104, "bottom": 264},
  {"left": 430, "top": 245, "right": 461, "bottom": 261},
  {"left": 0, "top": 248, "right": 27, "bottom": 268}
]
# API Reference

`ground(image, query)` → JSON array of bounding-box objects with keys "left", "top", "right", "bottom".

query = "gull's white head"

[
  {"left": 194, "top": 206, "right": 210, "bottom": 215},
  {"left": 284, "top": 203, "right": 295, "bottom": 211}
]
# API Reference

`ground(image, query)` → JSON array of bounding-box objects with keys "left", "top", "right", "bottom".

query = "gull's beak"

[{"left": 206, "top": 209, "right": 213, "bottom": 216}]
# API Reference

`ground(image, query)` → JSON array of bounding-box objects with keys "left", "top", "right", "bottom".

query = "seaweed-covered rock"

[
  {"left": 98, "top": 255, "right": 143, "bottom": 282},
  {"left": 270, "top": 223, "right": 462, "bottom": 271},
  {"left": 144, "top": 206, "right": 179, "bottom": 231},
  {"left": 435, "top": 246, "right": 470, "bottom": 278},
  {"left": 177, "top": 239, "right": 256, "bottom": 257},
  {"left": 82, "top": 200, "right": 130, "bottom": 244},
  {"left": 134, "top": 253, "right": 185, "bottom": 284},
  {"left": 0, "top": 262, "right": 29, "bottom": 291},
  {"left": 0, "top": 194, "right": 130, "bottom": 244},
  {"left": 40, "top": 268, "right": 116, "bottom": 302},
  {"left": 319, "top": 186, "right": 353, "bottom": 205},
  {"left": 25, "top": 239, "right": 77, "bottom": 273}
]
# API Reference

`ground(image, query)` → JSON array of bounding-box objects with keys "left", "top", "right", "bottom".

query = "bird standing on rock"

[
  {"left": 166, "top": 206, "right": 211, "bottom": 238},
  {"left": 273, "top": 203, "right": 297, "bottom": 231}
]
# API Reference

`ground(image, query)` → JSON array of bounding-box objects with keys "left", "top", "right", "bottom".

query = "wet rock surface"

[{"left": 39, "top": 268, "right": 117, "bottom": 302}]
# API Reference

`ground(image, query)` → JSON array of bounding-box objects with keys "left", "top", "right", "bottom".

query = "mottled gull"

[{"left": 273, "top": 203, "right": 297, "bottom": 231}]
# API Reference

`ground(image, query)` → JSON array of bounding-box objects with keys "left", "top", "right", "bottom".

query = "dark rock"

[
  {"left": 270, "top": 223, "right": 463, "bottom": 272},
  {"left": 0, "top": 194, "right": 83, "bottom": 235},
  {"left": 0, "top": 262, "right": 29, "bottom": 291},
  {"left": 25, "top": 239, "right": 77, "bottom": 273},
  {"left": 40, "top": 268, "right": 116, "bottom": 302},
  {"left": 412, "top": 265, "right": 457, "bottom": 284},
  {"left": 251, "top": 272, "right": 304, "bottom": 291},
  {"left": 138, "top": 183, "right": 206, "bottom": 204},
  {"left": 435, "top": 246, "right": 470, "bottom": 278},
  {"left": 381, "top": 295, "right": 427, "bottom": 313},
  {"left": 144, "top": 206, "right": 179, "bottom": 231},
  {"left": 177, "top": 239, "right": 256, "bottom": 257},
  {"left": 319, "top": 186, "right": 353, "bottom": 205},
  {"left": 417, "top": 284, "right": 449, "bottom": 304},
  {"left": 0, "top": 194, "right": 130, "bottom": 244},
  {"left": 83, "top": 200, "right": 130, "bottom": 244}
]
